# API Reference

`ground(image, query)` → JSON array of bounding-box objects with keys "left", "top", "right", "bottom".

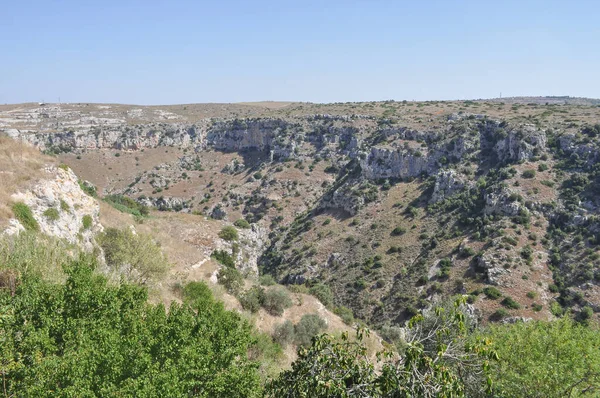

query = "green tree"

[
  {"left": 97, "top": 227, "right": 169, "bottom": 284},
  {"left": 484, "top": 317, "right": 600, "bottom": 397},
  {"left": 0, "top": 255, "right": 261, "bottom": 397}
]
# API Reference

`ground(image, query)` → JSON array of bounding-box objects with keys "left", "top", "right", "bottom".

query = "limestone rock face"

[
  {"left": 476, "top": 253, "right": 509, "bottom": 286},
  {"left": 359, "top": 147, "right": 433, "bottom": 180},
  {"left": 430, "top": 170, "right": 467, "bottom": 204},
  {"left": 9, "top": 166, "right": 102, "bottom": 250},
  {"left": 237, "top": 224, "right": 269, "bottom": 274},
  {"left": 139, "top": 196, "right": 188, "bottom": 212},
  {"left": 493, "top": 125, "right": 546, "bottom": 162},
  {"left": 484, "top": 188, "right": 523, "bottom": 217}
]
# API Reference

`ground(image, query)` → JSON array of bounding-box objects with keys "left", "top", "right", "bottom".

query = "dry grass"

[{"left": 0, "top": 135, "right": 54, "bottom": 227}]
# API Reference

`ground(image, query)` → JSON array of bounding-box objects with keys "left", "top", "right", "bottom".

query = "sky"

[{"left": 1, "top": 0, "right": 599, "bottom": 105}]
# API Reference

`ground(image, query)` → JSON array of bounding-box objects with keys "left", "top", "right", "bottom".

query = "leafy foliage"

[
  {"left": 267, "top": 297, "right": 498, "bottom": 397},
  {"left": 0, "top": 255, "right": 262, "bottom": 397},
  {"left": 219, "top": 226, "right": 239, "bottom": 241},
  {"left": 104, "top": 194, "right": 149, "bottom": 217},
  {"left": 485, "top": 317, "right": 600, "bottom": 397},
  {"left": 262, "top": 287, "right": 292, "bottom": 316},
  {"left": 97, "top": 227, "right": 169, "bottom": 284},
  {"left": 308, "top": 283, "right": 334, "bottom": 307},
  {"left": 294, "top": 314, "right": 328, "bottom": 347}
]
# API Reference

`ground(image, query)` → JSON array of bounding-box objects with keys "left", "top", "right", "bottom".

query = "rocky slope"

[{"left": 2, "top": 99, "right": 600, "bottom": 328}]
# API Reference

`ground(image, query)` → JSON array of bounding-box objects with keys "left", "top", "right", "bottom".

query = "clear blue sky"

[{"left": 1, "top": 0, "right": 598, "bottom": 104}]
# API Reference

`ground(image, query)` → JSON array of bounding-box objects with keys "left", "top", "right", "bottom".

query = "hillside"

[
  {"left": 1, "top": 98, "right": 600, "bottom": 395},
  {"left": 2, "top": 99, "right": 600, "bottom": 328}
]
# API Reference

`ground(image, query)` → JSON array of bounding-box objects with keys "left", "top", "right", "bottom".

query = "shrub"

[
  {"left": 60, "top": 199, "right": 70, "bottom": 212},
  {"left": 333, "top": 306, "right": 354, "bottom": 325},
  {"left": 97, "top": 227, "right": 169, "bottom": 284},
  {"left": 501, "top": 296, "right": 521, "bottom": 309},
  {"left": 78, "top": 180, "right": 97, "bottom": 197},
  {"left": 532, "top": 303, "right": 543, "bottom": 312},
  {"left": 212, "top": 250, "right": 235, "bottom": 268},
  {"left": 182, "top": 281, "right": 214, "bottom": 307},
  {"left": 43, "top": 208, "right": 60, "bottom": 221},
  {"left": 233, "top": 219, "right": 251, "bottom": 229},
  {"left": 485, "top": 317, "right": 600, "bottom": 397},
  {"left": 537, "top": 163, "right": 549, "bottom": 172},
  {"left": 104, "top": 195, "right": 149, "bottom": 217},
  {"left": 217, "top": 266, "right": 244, "bottom": 295},
  {"left": 262, "top": 287, "right": 293, "bottom": 316},
  {"left": 253, "top": 172, "right": 263, "bottom": 180},
  {"left": 259, "top": 274, "right": 277, "bottom": 286},
  {"left": 239, "top": 286, "right": 265, "bottom": 313},
  {"left": 82, "top": 215, "right": 93, "bottom": 230},
  {"left": 526, "top": 291, "right": 537, "bottom": 299},
  {"left": 460, "top": 247, "right": 476, "bottom": 258},
  {"left": 272, "top": 320, "right": 295, "bottom": 347},
  {"left": 391, "top": 226, "right": 406, "bottom": 236},
  {"left": 294, "top": 314, "right": 327, "bottom": 347},
  {"left": 483, "top": 286, "right": 502, "bottom": 300},
  {"left": 308, "top": 283, "right": 333, "bottom": 307},
  {"left": 522, "top": 169, "right": 536, "bottom": 179},
  {"left": 219, "top": 226, "right": 239, "bottom": 242},
  {"left": 322, "top": 218, "right": 331, "bottom": 226},
  {"left": 12, "top": 202, "right": 39, "bottom": 231},
  {"left": 0, "top": 257, "right": 261, "bottom": 396},
  {"left": 491, "top": 308, "right": 509, "bottom": 321}
]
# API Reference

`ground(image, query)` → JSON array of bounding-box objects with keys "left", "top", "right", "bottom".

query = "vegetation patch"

[{"left": 12, "top": 202, "right": 39, "bottom": 231}]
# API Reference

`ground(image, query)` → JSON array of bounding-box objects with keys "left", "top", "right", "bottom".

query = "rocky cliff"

[{"left": 7, "top": 166, "right": 102, "bottom": 250}]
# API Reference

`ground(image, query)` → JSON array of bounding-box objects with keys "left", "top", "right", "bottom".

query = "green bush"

[
  {"left": 391, "top": 226, "right": 406, "bottom": 236},
  {"left": 104, "top": 195, "right": 149, "bottom": 217},
  {"left": 485, "top": 318, "right": 600, "bottom": 397},
  {"left": 491, "top": 308, "right": 509, "bottom": 320},
  {"left": 43, "top": 208, "right": 60, "bottom": 221},
  {"left": 501, "top": 296, "right": 521, "bottom": 309},
  {"left": 294, "top": 314, "right": 328, "bottom": 347},
  {"left": 217, "top": 266, "right": 244, "bottom": 295},
  {"left": 483, "top": 286, "right": 502, "bottom": 300},
  {"left": 182, "top": 281, "right": 215, "bottom": 308},
  {"left": 12, "top": 202, "right": 39, "bottom": 231},
  {"left": 272, "top": 320, "right": 295, "bottom": 347},
  {"left": 537, "top": 163, "right": 549, "bottom": 172},
  {"left": 60, "top": 199, "right": 70, "bottom": 212},
  {"left": 0, "top": 256, "right": 261, "bottom": 397},
  {"left": 219, "top": 226, "right": 239, "bottom": 242},
  {"left": 78, "top": 180, "right": 97, "bottom": 197},
  {"left": 333, "top": 306, "right": 354, "bottom": 325},
  {"left": 522, "top": 169, "right": 536, "bottom": 179},
  {"left": 239, "top": 286, "right": 265, "bottom": 313},
  {"left": 82, "top": 214, "right": 93, "bottom": 230},
  {"left": 234, "top": 219, "right": 251, "bottom": 229},
  {"left": 97, "top": 227, "right": 169, "bottom": 284},
  {"left": 212, "top": 250, "right": 236, "bottom": 268},
  {"left": 262, "top": 287, "right": 292, "bottom": 316},
  {"left": 259, "top": 274, "right": 277, "bottom": 286},
  {"left": 308, "top": 283, "right": 333, "bottom": 307}
]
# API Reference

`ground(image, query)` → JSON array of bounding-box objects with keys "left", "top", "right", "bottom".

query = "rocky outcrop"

[
  {"left": 9, "top": 166, "right": 102, "bottom": 250},
  {"left": 476, "top": 253, "right": 509, "bottom": 286},
  {"left": 480, "top": 121, "right": 546, "bottom": 163},
  {"left": 493, "top": 126, "right": 546, "bottom": 162},
  {"left": 237, "top": 224, "right": 269, "bottom": 274},
  {"left": 138, "top": 196, "right": 189, "bottom": 212},
  {"left": 359, "top": 147, "right": 433, "bottom": 179},
  {"left": 430, "top": 170, "right": 467, "bottom": 203},
  {"left": 484, "top": 188, "right": 523, "bottom": 217}
]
